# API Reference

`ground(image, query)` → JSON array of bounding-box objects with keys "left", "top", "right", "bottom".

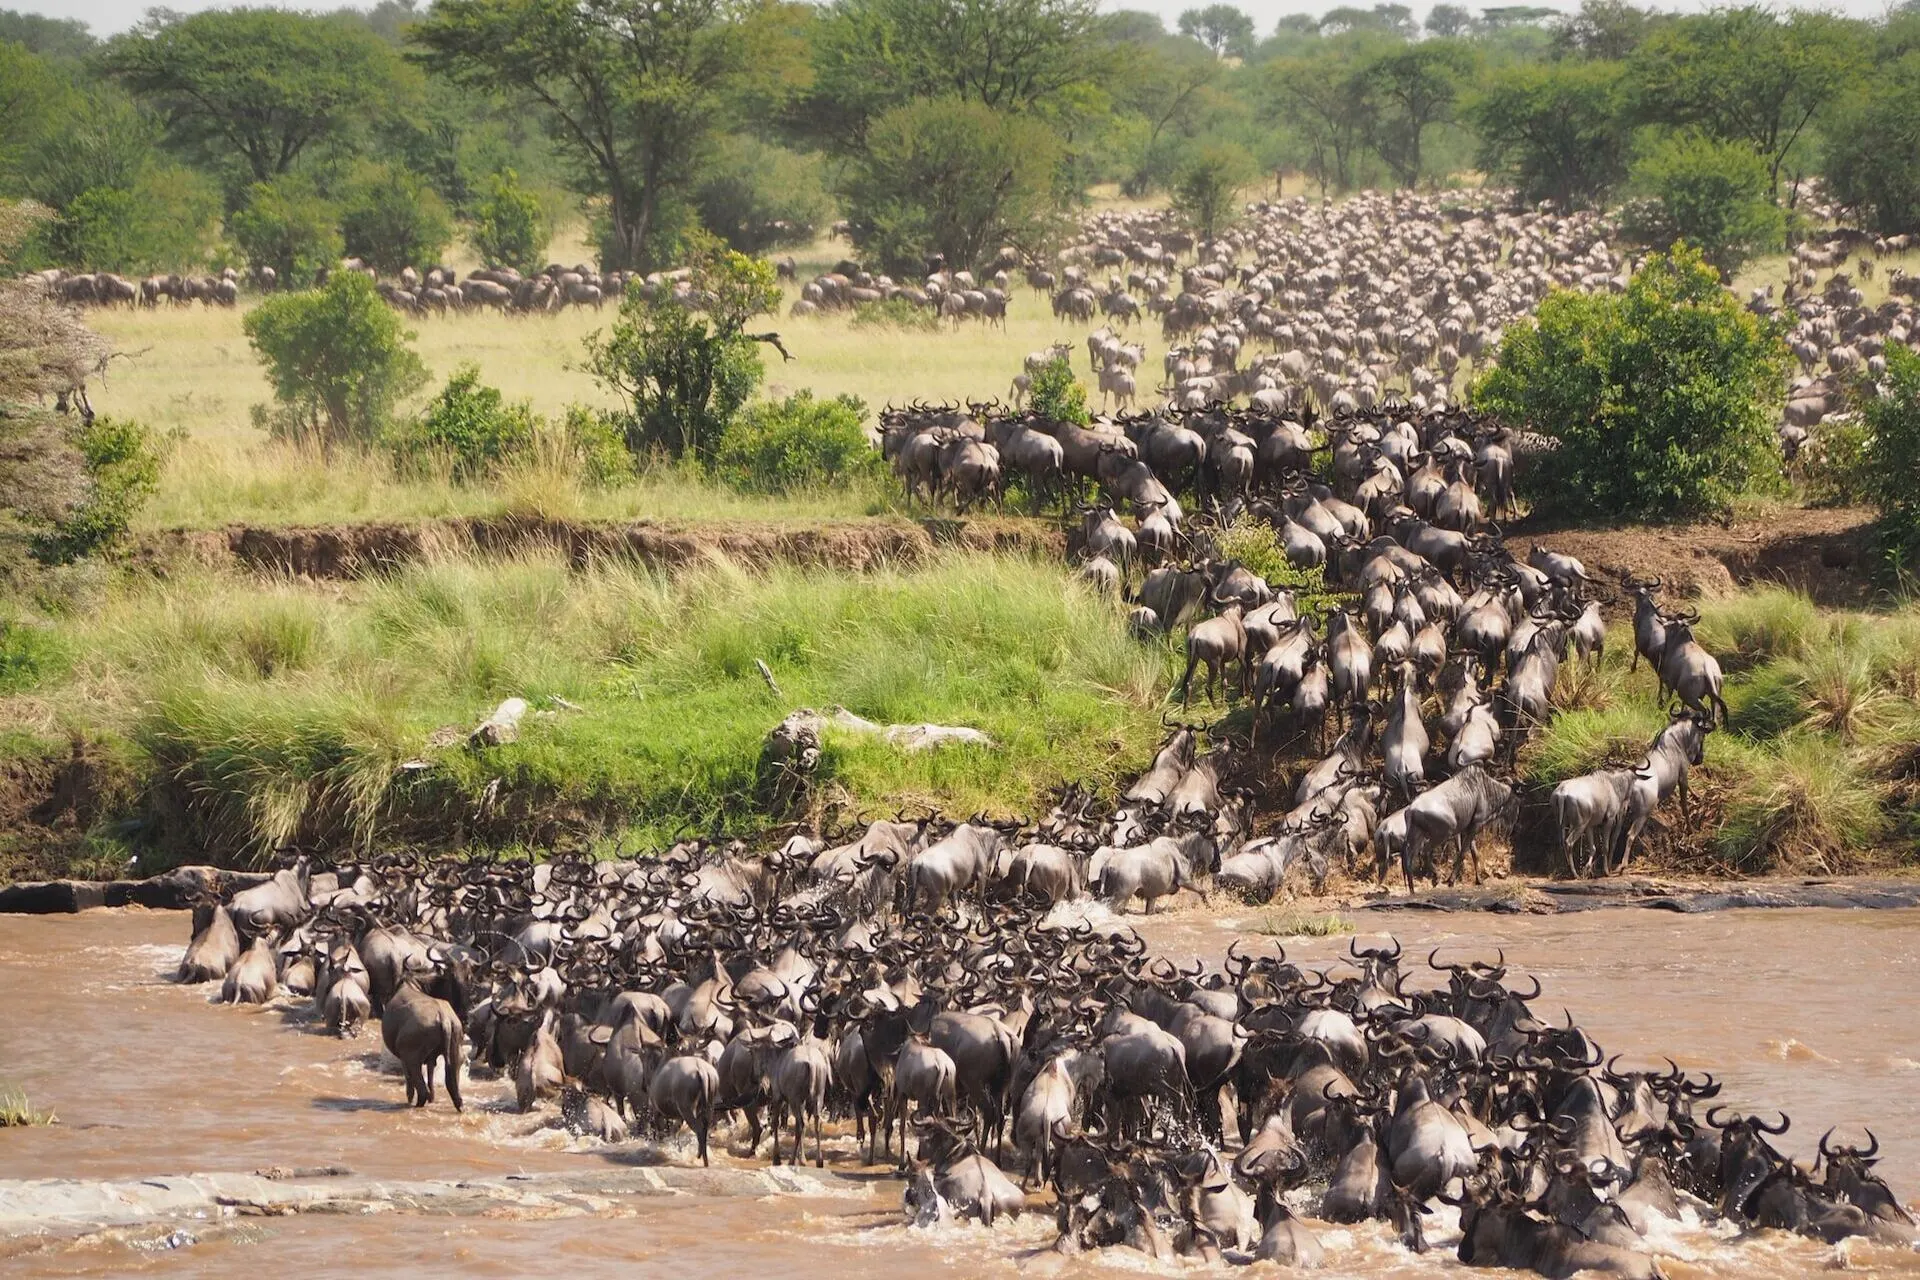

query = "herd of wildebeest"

[
  {"left": 175, "top": 798, "right": 1912, "bottom": 1275},
  {"left": 168, "top": 389, "right": 1906, "bottom": 1270}
]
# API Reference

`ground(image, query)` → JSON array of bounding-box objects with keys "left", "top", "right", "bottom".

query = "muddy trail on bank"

[{"left": 3, "top": 905, "right": 1917, "bottom": 1279}]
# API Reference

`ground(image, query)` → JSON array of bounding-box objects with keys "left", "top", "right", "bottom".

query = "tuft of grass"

[
  {"left": 1256, "top": 907, "right": 1353, "bottom": 938},
  {"left": 0, "top": 1085, "right": 56, "bottom": 1127},
  {"left": 1696, "top": 586, "right": 1824, "bottom": 668},
  {"left": 1716, "top": 732, "right": 1890, "bottom": 873},
  {"left": 1521, "top": 702, "right": 1668, "bottom": 786}
]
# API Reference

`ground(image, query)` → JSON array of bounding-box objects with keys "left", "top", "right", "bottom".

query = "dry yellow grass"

[{"left": 84, "top": 218, "right": 1138, "bottom": 529}]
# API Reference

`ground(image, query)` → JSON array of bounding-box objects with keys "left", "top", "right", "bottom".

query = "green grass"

[
  {"left": 1256, "top": 907, "right": 1354, "bottom": 937},
  {"left": 3, "top": 549, "right": 1170, "bottom": 864},
  {"left": 0, "top": 1085, "right": 55, "bottom": 1127},
  {"left": 1523, "top": 590, "right": 1920, "bottom": 873}
]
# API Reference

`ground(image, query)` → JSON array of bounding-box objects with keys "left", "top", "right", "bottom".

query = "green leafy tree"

[
  {"left": 102, "top": 9, "right": 404, "bottom": 183},
  {"left": 471, "top": 168, "right": 549, "bottom": 273},
  {"left": 1171, "top": 141, "right": 1253, "bottom": 242},
  {"left": 1627, "top": 7, "right": 1864, "bottom": 193},
  {"left": 411, "top": 0, "right": 744, "bottom": 269},
  {"left": 1262, "top": 43, "right": 1378, "bottom": 193},
  {"left": 798, "top": 0, "right": 1109, "bottom": 152},
  {"left": 1029, "top": 357, "right": 1089, "bottom": 425},
  {"left": 1425, "top": 5, "right": 1474, "bottom": 37},
  {"left": 838, "top": 97, "right": 1068, "bottom": 274},
  {"left": 584, "top": 234, "right": 780, "bottom": 461},
  {"left": 0, "top": 40, "right": 68, "bottom": 181},
  {"left": 1854, "top": 346, "right": 1920, "bottom": 587},
  {"left": 1467, "top": 61, "right": 1630, "bottom": 210},
  {"left": 388, "top": 363, "right": 537, "bottom": 479},
  {"left": 338, "top": 162, "right": 455, "bottom": 273},
  {"left": 1620, "top": 131, "right": 1784, "bottom": 276},
  {"left": 693, "top": 137, "right": 831, "bottom": 254},
  {"left": 1551, "top": 0, "right": 1660, "bottom": 61},
  {"left": 31, "top": 415, "right": 162, "bottom": 564},
  {"left": 1109, "top": 33, "right": 1222, "bottom": 194},
  {"left": 0, "top": 11, "right": 96, "bottom": 60},
  {"left": 1471, "top": 245, "right": 1788, "bottom": 522},
  {"left": 229, "top": 176, "right": 342, "bottom": 288},
  {"left": 1178, "top": 5, "right": 1255, "bottom": 58},
  {"left": 1360, "top": 39, "right": 1476, "bottom": 188},
  {"left": 712, "top": 391, "right": 879, "bottom": 493},
  {"left": 244, "top": 273, "right": 429, "bottom": 449},
  {"left": 1822, "top": 54, "right": 1920, "bottom": 237}
]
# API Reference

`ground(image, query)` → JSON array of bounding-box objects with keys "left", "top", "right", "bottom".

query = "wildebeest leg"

[
  {"left": 696, "top": 1113, "right": 712, "bottom": 1167},
  {"left": 815, "top": 1101, "right": 826, "bottom": 1167},
  {"left": 1401, "top": 829, "right": 1420, "bottom": 895},
  {"left": 771, "top": 1097, "right": 785, "bottom": 1165},
  {"left": 408, "top": 1060, "right": 429, "bottom": 1108},
  {"left": 1180, "top": 655, "right": 1200, "bottom": 705},
  {"left": 1678, "top": 772, "right": 1692, "bottom": 822}
]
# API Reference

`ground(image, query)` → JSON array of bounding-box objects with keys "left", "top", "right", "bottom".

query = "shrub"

[
  {"left": 0, "top": 617, "right": 66, "bottom": 693},
  {"left": 1617, "top": 132, "right": 1784, "bottom": 277},
  {"left": 1171, "top": 142, "right": 1255, "bottom": 243},
  {"left": 1471, "top": 245, "right": 1788, "bottom": 521},
  {"left": 471, "top": 168, "right": 548, "bottom": 274},
  {"left": 1855, "top": 345, "right": 1920, "bottom": 590},
  {"left": 583, "top": 233, "right": 778, "bottom": 462},
  {"left": 1029, "top": 357, "right": 1089, "bottom": 427},
  {"left": 228, "top": 175, "right": 340, "bottom": 288},
  {"left": 1717, "top": 732, "right": 1888, "bottom": 873},
  {"left": 42, "top": 167, "right": 216, "bottom": 273},
  {"left": 558, "top": 405, "right": 633, "bottom": 487},
  {"left": 31, "top": 415, "right": 162, "bottom": 564},
  {"left": 712, "top": 391, "right": 879, "bottom": 494},
  {"left": 244, "top": 273, "right": 429, "bottom": 449},
  {"left": 338, "top": 163, "right": 455, "bottom": 275},
  {"left": 387, "top": 364, "right": 536, "bottom": 481},
  {"left": 1821, "top": 52, "right": 1920, "bottom": 237}
]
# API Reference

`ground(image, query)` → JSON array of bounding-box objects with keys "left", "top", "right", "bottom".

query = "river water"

[{"left": 2, "top": 905, "right": 1917, "bottom": 1278}]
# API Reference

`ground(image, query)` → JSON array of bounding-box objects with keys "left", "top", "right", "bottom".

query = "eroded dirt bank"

[{"left": 135, "top": 514, "right": 1066, "bottom": 580}]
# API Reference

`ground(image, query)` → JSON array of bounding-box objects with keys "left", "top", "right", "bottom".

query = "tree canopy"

[{"left": 102, "top": 9, "right": 406, "bottom": 184}]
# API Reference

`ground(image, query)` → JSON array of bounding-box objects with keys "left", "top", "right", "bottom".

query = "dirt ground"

[{"left": 1522, "top": 504, "right": 1877, "bottom": 610}]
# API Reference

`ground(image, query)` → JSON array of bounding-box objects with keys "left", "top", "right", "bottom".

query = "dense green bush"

[
  {"left": 558, "top": 405, "right": 634, "bottom": 487},
  {"left": 1029, "top": 357, "right": 1089, "bottom": 427},
  {"left": 584, "top": 234, "right": 779, "bottom": 462},
  {"left": 229, "top": 176, "right": 341, "bottom": 288},
  {"left": 244, "top": 273, "right": 428, "bottom": 448},
  {"left": 338, "top": 163, "right": 455, "bottom": 274},
  {"left": 387, "top": 363, "right": 536, "bottom": 480},
  {"left": 1171, "top": 142, "right": 1255, "bottom": 243},
  {"left": 1471, "top": 245, "right": 1788, "bottom": 521},
  {"left": 31, "top": 415, "right": 163, "bottom": 564},
  {"left": 39, "top": 166, "right": 216, "bottom": 273},
  {"left": 1858, "top": 345, "right": 1920, "bottom": 589},
  {"left": 471, "top": 167, "right": 548, "bottom": 274},
  {"left": 712, "top": 391, "right": 879, "bottom": 494},
  {"left": 1618, "top": 132, "right": 1784, "bottom": 276}
]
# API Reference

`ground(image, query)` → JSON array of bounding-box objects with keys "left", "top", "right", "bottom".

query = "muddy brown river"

[{"left": 3, "top": 905, "right": 1918, "bottom": 1277}]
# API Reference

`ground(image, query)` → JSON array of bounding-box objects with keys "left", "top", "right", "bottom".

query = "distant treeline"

[{"left": 2, "top": 0, "right": 1919, "bottom": 280}]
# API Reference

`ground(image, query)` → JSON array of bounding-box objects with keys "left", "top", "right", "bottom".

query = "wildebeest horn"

[{"left": 1755, "top": 1111, "right": 1791, "bottom": 1136}]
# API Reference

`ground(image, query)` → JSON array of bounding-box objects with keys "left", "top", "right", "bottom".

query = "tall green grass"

[
  {"left": 8, "top": 550, "right": 1169, "bottom": 863},
  {"left": 1524, "top": 590, "right": 1920, "bottom": 873}
]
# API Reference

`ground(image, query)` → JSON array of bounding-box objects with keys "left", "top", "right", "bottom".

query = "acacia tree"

[
  {"left": 838, "top": 97, "right": 1068, "bottom": 273},
  {"left": 1177, "top": 5, "right": 1254, "bottom": 59},
  {"left": 1628, "top": 7, "right": 1863, "bottom": 195},
  {"left": 411, "top": 0, "right": 743, "bottom": 269},
  {"left": 1361, "top": 40, "right": 1476, "bottom": 188},
  {"left": 1264, "top": 45, "right": 1377, "bottom": 194},
  {"left": 1467, "top": 61, "right": 1631, "bottom": 210},
  {"left": 101, "top": 9, "right": 402, "bottom": 183},
  {"left": 798, "top": 0, "right": 1108, "bottom": 152},
  {"left": 1822, "top": 53, "right": 1920, "bottom": 236}
]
